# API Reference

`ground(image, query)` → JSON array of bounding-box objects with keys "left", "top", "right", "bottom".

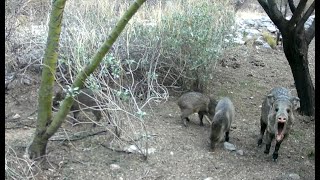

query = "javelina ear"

[
  {"left": 291, "top": 96, "right": 300, "bottom": 110},
  {"left": 266, "top": 94, "right": 275, "bottom": 106}
]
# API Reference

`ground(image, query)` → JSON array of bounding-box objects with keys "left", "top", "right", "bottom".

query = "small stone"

[
  {"left": 262, "top": 43, "right": 272, "bottom": 49},
  {"left": 21, "top": 77, "right": 32, "bottom": 86},
  {"left": 204, "top": 177, "right": 214, "bottom": 180},
  {"left": 236, "top": 150, "right": 244, "bottom": 156},
  {"left": 170, "top": 151, "right": 174, "bottom": 155},
  {"left": 224, "top": 142, "right": 236, "bottom": 151},
  {"left": 13, "top": 114, "right": 21, "bottom": 119},
  {"left": 288, "top": 173, "right": 300, "bottom": 180},
  {"left": 110, "top": 164, "right": 120, "bottom": 170},
  {"left": 254, "top": 38, "right": 264, "bottom": 45},
  {"left": 250, "top": 96, "right": 254, "bottom": 99}
]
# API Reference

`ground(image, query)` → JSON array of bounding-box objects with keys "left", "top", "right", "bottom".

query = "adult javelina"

[
  {"left": 258, "top": 87, "right": 300, "bottom": 161},
  {"left": 177, "top": 92, "right": 217, "bottom": 127},
  {"left": 209, "top": 97, "right": 235, "bottom": 150},
  {"left": 53, "top": 88, "right": 111, "bottom": 127}
]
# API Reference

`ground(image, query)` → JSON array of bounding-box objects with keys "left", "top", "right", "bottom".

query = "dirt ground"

[
  {"left": 5, "top": 1, "right": 315, "bottom": 178},
  {"left": 5, "top": 36, "right": 315, "bottom": 179}
]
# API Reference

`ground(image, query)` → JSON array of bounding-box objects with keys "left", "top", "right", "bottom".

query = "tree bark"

[
  {"left": 28, "top": 0, "right": 147, "bottom": 159},
  {"left": 282, "top": 30, "right": 315, "bottom": 116},
  {"left": 28, "top": 0, "right": 67, "bottom": 159}
]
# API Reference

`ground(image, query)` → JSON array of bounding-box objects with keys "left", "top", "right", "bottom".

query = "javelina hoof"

[
  {"left": 273, "top": 153, "right": 278, "bottom": 161},
  {"left": 257, "top": 139, "right": 262, "bottom": 146},
  {"left": 183, "top": 120, "right": 188, "bottom": 127},
  {"left": 200, "top": 122, "right": 204, "bottom": 126},
  {"left": 264, "top": 149, "right": 270, "bottom": 154}
]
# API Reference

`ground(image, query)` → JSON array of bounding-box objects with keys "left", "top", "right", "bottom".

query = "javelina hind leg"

[
  {"left": 181, "top": 109, "right": 193, "bottom": 127},
  {"left": 92, "top": 110, "right": 102, "bottom": 127},
  {"left": 258, "top": 120, "right": 267, "bottom": 146},
  {"left": 272, "top": 140, "right": 283, "bottom": 161},
  {"left": 225, "top": 131, "right": 229, "bottom": 142},
  {"left": 264, "top": 131, "right": 274, "bottom": 154},
  {"left": 198, "top": 111, "right": 205, "bottom": 126}
]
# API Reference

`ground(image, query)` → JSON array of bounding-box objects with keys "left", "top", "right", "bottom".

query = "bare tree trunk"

[{"left": 282, "top": 30, "right": 315, "bottom": 116}]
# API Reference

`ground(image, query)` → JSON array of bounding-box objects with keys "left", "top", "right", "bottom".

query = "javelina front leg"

[
  {"left": 72, "top": 111, "right": 80, "bottom": 126},
  {"left": 198, "top": 111, "right": 205, "bottom": 126},
  {"left": 272, "top": 140, "right": 283, "bottom": 161},
  {"left": 258, "top": 120, "right": 267, "bottom": 146},
  {"left": 225, "top": 131, "right": 229, "bottom": 142},
  {"left": 264, "top": 131, "right": 274, "bottom": 154}
]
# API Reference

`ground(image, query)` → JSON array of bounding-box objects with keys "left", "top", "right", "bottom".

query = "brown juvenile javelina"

[
  {"left": 209, "top": 97, "right": 235, "bottom": 151},
  {"left": 53, "top": 88, "right": 111, "bottom": 127},
  {"left": 258, "top": 87, "right": 300, "bottom": 161},
  {"left": 177, "top": 92, "right": 217, "bottom": 127}
]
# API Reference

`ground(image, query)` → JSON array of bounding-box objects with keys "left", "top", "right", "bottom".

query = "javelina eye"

[
  {"left": 275, "top": 108, "right": 279, "bottom": 112},
  {"left": 286, "top": 109, "right": 290, "bottom": 113}
]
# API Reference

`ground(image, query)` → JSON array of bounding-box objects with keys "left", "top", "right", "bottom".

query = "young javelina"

[
  {"left": 258, "top": 87, "right": 300, "bottom": 161},
  {"left": 209, "top": 97, "right": 235, "bottom": 151},
  {"left": 177, "top": 92, "right": 217, "bottom": 127},
  {"left": 53, "top": 88, "right": 111, "bottom": 127}
]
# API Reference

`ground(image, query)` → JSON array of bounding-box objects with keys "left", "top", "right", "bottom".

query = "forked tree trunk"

[
  {"left": 282, "top": 30, "right": 315, "bottom": 116},
  {"left": 28, "top": 0, "right": 147, "bottom": 159}
]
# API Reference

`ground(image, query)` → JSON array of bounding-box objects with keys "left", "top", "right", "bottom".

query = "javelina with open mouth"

[{"left": 258, "top": 87, "right": 300, "bottom": 161}]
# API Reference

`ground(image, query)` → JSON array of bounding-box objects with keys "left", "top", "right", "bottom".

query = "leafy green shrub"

[{"left": 128, "top": 0, "right": 236, "bottom": 92}]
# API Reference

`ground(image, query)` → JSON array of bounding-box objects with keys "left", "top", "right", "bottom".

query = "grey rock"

[
  {"left": 236, "top": 149, "right": 244, "bottom": 155},
  {"left": 204, "top": 178, "right": 214, "bottom": 180},
  {"left": 224, "top": 142, "right": 236, "bottom": 151},
  {"left": 267, "top": 25, "right": 277, "bottom": 33},
  {"left": 288, "top": 173, "right": 300, "bottom": 180},
  {"left": 244, "top": 29, "right": 260, "bottom": 36},
  {"left": 244, "top": 19, "right": 256, "bottom": 26},
  {"left": 262, "top": 42, "right": 272, "bottom": 49},
  {"left": 254, "top": 38, "right": 265, "bottom": 45},
  {"left": 233, "top": 38, "right": 245, "bottom": 45},
  {"left": 110, "top": 164, "right": 120, "bottom": 170}
]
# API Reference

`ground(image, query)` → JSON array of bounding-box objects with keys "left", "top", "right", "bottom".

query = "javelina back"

[
  {"left": 53, "top": 88, "right": 111, "bottom": 127},
  {"left": 177, "top": 92, "right": 217, "bottom": 127},
  {"left": 258, "top": 87, "right": 300, "bottom": 161},
  {"left": 209, "top": 97, "right": 235, "bottom": 150}
]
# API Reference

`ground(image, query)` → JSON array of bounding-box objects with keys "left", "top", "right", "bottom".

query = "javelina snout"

[
  {"left": 210, "top": 97, "right": 235, "bottom": 151},
  {"left": 177, "top": 92, "right": 217, "bottom": 127},
  {"left": 258, "top": 87, "right": 300, "bottom": 161},
  {"left": 53, "top": 88, "right": 111, "bottom": 127}
]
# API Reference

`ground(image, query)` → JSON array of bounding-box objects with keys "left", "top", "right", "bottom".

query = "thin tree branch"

[
  {"left": 258, "top": 0, "right": 287, "bottom": 31},
  {"left": 305, "top": 20, "right": 315, "bottom": 45},
  {"left": 289, "top": 0, "right": 307, "bottom": 27},
  {"left": 296, "top": 0, "right": 315, "bottom": 33},
  {"left": 288, "top": 0, "right": 296, "bottom": 13}
]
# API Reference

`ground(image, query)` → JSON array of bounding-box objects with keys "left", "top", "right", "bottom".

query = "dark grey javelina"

[
  {"left": 53, "top": 88, "right": 111, "bottom": 127},
  {"left": 177, "top": 92, "right": 217, "bottom": 127},
  {"left": 209, "top": 97, "right": 235, "bottom": 150},
  {"left": 258, "top": 87, "right": 300, "bottom": 161}
]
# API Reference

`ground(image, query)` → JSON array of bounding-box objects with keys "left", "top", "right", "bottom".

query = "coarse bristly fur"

[
  {"left": 177, "top": 92, "right": 217, "bottom": 127},
  {"left": 258, "top": 87, "right": 300, "bottom": 161},
  {"left": 210, "top": 97, "right": 235, "bottom": 151},
  {"left": 52, "top": 88, "right": 111, "bottom": 127}
]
